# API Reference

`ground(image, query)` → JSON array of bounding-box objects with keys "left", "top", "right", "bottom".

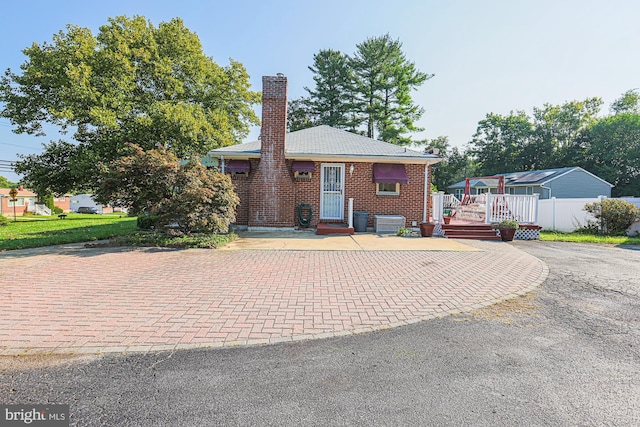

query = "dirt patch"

[
  {"left": 463, "top": 292, "right": 540, "bottom": 325},
  {"left": 0, "top": 353, "right": 98, "bottom": 372}
]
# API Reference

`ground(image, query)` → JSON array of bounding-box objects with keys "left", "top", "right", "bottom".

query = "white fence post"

[
  {"left": 552, "top": 197, "right": 556, "bottom": 231},
  {"left": 348, "top": 198, "right": 354, "bottom": 229}
]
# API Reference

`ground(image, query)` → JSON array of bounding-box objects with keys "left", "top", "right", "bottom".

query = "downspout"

[
  {"left": 540, "top": 184, "right": 551, "bottom": 199},
  {"left": 221, "top": 155, "right": 225, "bottom": 174},
  {"left": 423, "top": 163, "right": 429, "bottom": 223}
]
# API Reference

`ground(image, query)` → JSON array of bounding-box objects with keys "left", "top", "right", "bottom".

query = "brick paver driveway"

[{"left": 0, "top": 239, "right": 546, "bottom": 354}]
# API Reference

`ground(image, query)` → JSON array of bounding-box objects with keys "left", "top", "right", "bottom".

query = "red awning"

[
  {"left": 373, "top": 164, "right": 408, "bottom": 184},
  {"left": 226, "top": 160, "right": 250, "bottom": 173},
  {"left": 291, "top": 161, "right": 315, "bottom": 173}
]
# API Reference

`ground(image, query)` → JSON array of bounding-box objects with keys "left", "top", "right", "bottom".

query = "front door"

[{"left": 320, "top": 163, "right": 345, "bottom": 220}]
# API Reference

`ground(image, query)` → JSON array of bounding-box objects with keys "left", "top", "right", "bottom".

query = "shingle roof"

[
  {"left": 209, "top": 125, "right": 439, "bottom": 163},
  {"left": 447, "top": 167, "right": 593, "bottom": 189}
]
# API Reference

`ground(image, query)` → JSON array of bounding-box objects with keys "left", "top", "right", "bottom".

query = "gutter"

[{"left": 208, "top": 152, "right": 441, "bottom": 165}]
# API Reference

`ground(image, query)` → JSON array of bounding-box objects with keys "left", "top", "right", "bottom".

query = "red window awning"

[
  {"left": 292, "top": 161, "right": 315, "bottom": 173},
  {"left": 373, "top": 164, "right": 408, "bottom": 184},
  {"left": 226, "top": 160, "right": 250, "bottom": 173}
]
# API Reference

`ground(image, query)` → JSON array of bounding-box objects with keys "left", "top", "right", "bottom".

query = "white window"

[
  {"left": 454, "top": 188, "right": 464, "bottom": 200},
  {"left": 55, "top": 196, "right": 66, "bottom": 201},
  {"left": 13, "top": 197, "right": 25, "bottom": 206},
  {"left": 526, "top": 186, "right": 534, "bottom": 195},
  {"left": 508, "top": 187, "right": 516, "bottom": 195},
  {"left": 376, "top": 183, "right": 400, "bottom": 196}
]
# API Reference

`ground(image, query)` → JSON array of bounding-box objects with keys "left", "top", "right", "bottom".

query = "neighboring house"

[
  {"left": 70, "top": 194, "right": 115, "bottom": 213},
  {"left": 446, "top": 167, "right": 613, "bottom": 200},
  {"left": 207, "top": 75, "right": 441, "bottom": 230},
  {"left": 0, "top": 187, "right": 71, "bottom": 215}
]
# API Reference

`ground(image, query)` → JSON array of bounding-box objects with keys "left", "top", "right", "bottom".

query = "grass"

[
  {"left": 0, "top": 214, "right": 138, "bottom": 251},
  {"left": 540, "top": 230, "right": 640, "bottom": 245},
  {"left": 0, "top": 213, "right": 236, "bottom": 251}
]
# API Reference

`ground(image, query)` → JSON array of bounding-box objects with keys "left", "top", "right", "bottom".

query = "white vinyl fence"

[{"left": 539, "top": 196, "right": 640, "bottom": 232}]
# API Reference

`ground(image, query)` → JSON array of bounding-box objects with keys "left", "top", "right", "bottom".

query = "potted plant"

[
  {"left": 419, "top": 222, "right": 435, "bottom": 237},
  {"left": 494, "top": 219, "right": 519, "bottom": 241},
  {"left": 442, "top": 209, "right": 455, "bottom": 225}
]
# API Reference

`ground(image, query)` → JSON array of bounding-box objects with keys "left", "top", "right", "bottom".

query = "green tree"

[
  {"left": 95, "top": 144, "right": 239, "bottom": 233},
  {"left": 304, "top": 49, "right": 357, "bottom": 130},
  {"left": 1, "top": 15, "right": 260, "bottom": 195},
  {"left": 581, "top": 113, "right": 640, "bottom": 197},
  {"left": 421, "top": 136, "right": 476, "bottom": 190},
  {"left": 350, "top": 34, "right": 432, "bottom": 144},
  {"left": 0, "top": 176, "right": 10, "bottom": 188},
  {"left": 532, "top": 97, "right": 602, "bottom": 166},
  {"left": 469, "top": 111, "right": 534, "bottom": 175},
  {"left": 287, "top": 97, "right": 317, "bottom": 132},
  {"left": 610, "top": 89, "right": 640, "bottom": 115}
]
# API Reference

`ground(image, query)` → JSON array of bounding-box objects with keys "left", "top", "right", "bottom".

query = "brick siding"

[{"left": 231, "top": 161, "right": 432, "bottom": 229}]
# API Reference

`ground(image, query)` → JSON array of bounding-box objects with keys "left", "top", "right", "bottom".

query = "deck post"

[{"left": 348, "top": 198, "right": 354, "bottom": 229}]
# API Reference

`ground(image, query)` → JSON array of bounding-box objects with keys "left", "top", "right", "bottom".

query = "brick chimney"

[{"left": 248, "top": 75, "right": 295, "bottom": 228}]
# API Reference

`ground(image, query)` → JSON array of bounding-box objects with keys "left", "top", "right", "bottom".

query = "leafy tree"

[
  {"left": 350, "top": 34, "right": 432, "bottom": 144},
  {"left": 581, "top": 113, "right": 640, "bottom": 197},
  {"left": 0, "top": 176, "right": 18, "bottom": 188},
  {"left": 610, "top": 89, "right": 640, "bottom": 115},
  {"left": 421, "top": 136, "right": 476, "bottom": 190},
  {"left": 1, "top": 15, "right": 260, "bottom": 195},
  {"left": 469, "top": 111, "right": 534, "bottom": 175},
  {"left": 532, "top": 97, "right": 602, "bottom": 166},
  {"left": 95, "top": 144, "right": 239, "bottom": 233}
]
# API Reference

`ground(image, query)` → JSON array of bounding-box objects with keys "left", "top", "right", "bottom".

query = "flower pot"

[
  {"left": 443, "top": 216, "right": 451, "bottom": 225},
  {"left": 499, "top": 228, "right": 517, "bottom": 242},
  {"left": 420, "top": 222, "right": 435, "bottom": 237}
]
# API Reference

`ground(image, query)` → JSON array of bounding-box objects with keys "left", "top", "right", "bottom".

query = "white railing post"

[
  {"left": 552, "top": 196, "right": 556, "bottom": 230},
  {"left": 438, "top": 191, "right": 445, "bottom": 223},
  {"left": 485, "top": 193, "right": 492, "bottom": 224},
  {"left": 348, "top": 198, "right": 354, "bottom": 229},
  {"left": 533, "top": 194, "right": 540, "bottom": 225}
]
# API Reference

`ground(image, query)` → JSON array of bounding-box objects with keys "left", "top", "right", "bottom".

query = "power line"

[{"left": 0, "top": 141, "right": 41, "bottom": 151}]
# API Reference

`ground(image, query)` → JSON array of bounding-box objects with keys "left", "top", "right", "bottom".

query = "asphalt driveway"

[{"left": 1, "top": 241, "right": 639, "bottom": 425}]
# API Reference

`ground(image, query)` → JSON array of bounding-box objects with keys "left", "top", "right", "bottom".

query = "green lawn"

[
  {"left": 540, "top": 230, "right": 640, "bottom": 245},
  {"left": 0, "top": 214, "right": 138, "bottom": 251}
]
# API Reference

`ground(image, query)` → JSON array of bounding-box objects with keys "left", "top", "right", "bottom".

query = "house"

[
  {"left": 207, "top": 75, "right": 441, "bottom": 232},
  {"left": 0, "top": 187, "right": 71, "bottom": 215},
  {"left": 446, "top": 167, "right": 613, "bottom": 200},
  {"left": 70, "top": 194, "right": 116, "bottom": 213}
]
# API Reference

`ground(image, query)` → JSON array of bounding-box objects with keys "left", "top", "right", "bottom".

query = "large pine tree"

[{"left": 290, "top": 35, "right": 432, "bottom": 145}]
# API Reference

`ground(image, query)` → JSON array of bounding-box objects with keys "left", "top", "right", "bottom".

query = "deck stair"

[
  {"left": 441, "top": 223, "right": 500, "bottom": 240},
  {"left": 316, "top": 223, "right": 354, "bottom": 235}
]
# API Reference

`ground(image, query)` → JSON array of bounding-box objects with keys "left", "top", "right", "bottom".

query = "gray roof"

[
  {"left": 447, "top": 167, "right": 612, "bottom": 189},
  {"left": 209, "top": 125, "right": 440, "bottom": 164}
]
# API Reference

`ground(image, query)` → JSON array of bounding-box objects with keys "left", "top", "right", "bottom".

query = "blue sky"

[{"left": 1, "top": 0, "right": 638, "bottom": 182}]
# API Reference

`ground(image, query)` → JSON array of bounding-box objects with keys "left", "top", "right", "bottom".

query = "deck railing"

[
  {"left": 432, "top": 192, "right": 539, "bottom": 224},
  {"left": 487, "top": 194, "right": 539, "bottom": 224}
]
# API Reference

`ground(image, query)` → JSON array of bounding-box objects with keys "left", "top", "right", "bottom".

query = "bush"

[
  {"left": 137, "top": 215, "right": 160, "bottom": 230},
  {"left": 584, "top": 199, "right": 640, "bottom": 235},
  {"left": 493, "top": 219, "right": 519, "bottom": 229},
  {"left": 22, "top": 211, "right": 35, "bottom": 216},
  {"left": 0, "top": 214, "right": 7, "bottom": 226},
  {"left": 96, "top": 146, "right": 239, "bottom": 234},
  {"left": 52, "top": 206, "right": 63, "bottom": 214}
]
